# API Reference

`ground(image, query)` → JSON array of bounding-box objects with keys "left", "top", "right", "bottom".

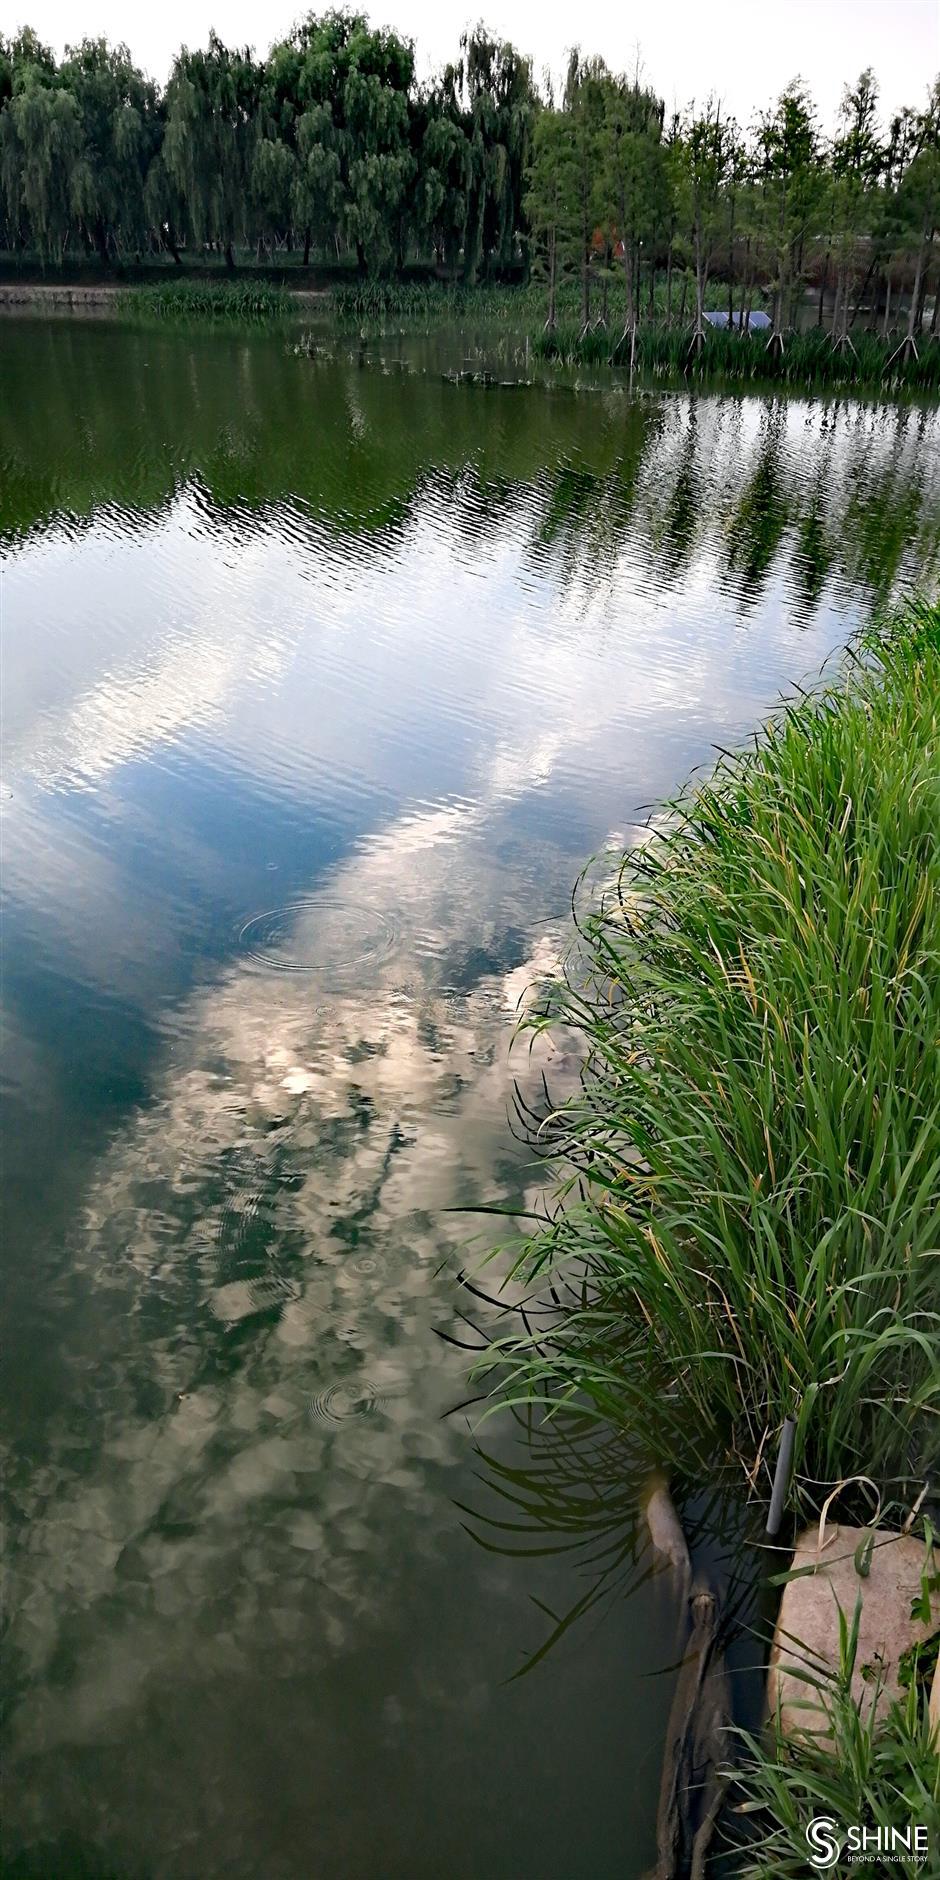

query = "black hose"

[{"left": 766, "top": 1417, "right": 797, "bottom": 1536}]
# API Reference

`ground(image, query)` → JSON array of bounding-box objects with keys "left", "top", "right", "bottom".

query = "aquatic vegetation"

[
  {"left": 118, "top": 279, "right": 292, "bottom": 320},
  {"left": 325, "top": 280, "right": 940, "bottom": 393},
  {"left": 727, "top": 1599, "right": 940, "bottom": 1876},
  {"left": 475, "top": 601, "right": 940, "bottom": 1513},
  {"left": 532, "top": 321, "right": 940, "bottom": 393},
  {"left": 331, "top": 280, "right": 543, "bottom": 324},
  {"left": 329, "top": 274, "right": 728, "bottom": 329},
  {"left": 2, "top": 25, "right": 937, "bottom": 379}
]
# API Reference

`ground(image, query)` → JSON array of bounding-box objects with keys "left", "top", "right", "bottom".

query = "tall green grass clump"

[
  {"left": 119, "top": 279, "right": 291, "bottom": 320},
  {"left": 533, "top": 322, "right": 940, "bottom": 393},
  {"left": 330, "top": 280, "right": 546, "bottom": 325},
  {"left": 477, "top": 602, "right": 940, "bottom": 1512},
  {"left": 728, "top": 1599, "right": 939, "bottom": 1875},
  {"left": 329, "top": 273, "right": 728, "bottom": 329}
]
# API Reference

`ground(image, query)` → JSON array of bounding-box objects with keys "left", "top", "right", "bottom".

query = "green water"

[{"left": 1, "top": 316, "right": 938, "bottom": 1879}]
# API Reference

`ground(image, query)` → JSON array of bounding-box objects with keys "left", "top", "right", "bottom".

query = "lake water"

[{"left": 1, "top": 316, "right": 938, "bottom": 1879}]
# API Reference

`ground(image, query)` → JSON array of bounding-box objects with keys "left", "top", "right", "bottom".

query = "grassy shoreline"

[
  {"left": 5, "top": 272, "right": 938, "bottom": 396},
  {"left": 474, "top": 598, "right": 940, "bottom": 1866},
  {"left": 331, "top": 282, "right": 940, "bottom": 393},
  {"left": 476, "top": 601, "right": 940, "bottom": 1520},
  {"left": 533, "top": 320, "right": 940, "bottom": 394}
]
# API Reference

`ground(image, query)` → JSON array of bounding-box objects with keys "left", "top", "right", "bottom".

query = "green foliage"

[
  {"left": 754, "top": 82, "right": 824, "bottom": 333},
  {"left": 474, "top": 603, "right": 940, "bottom": 1511},
  {"left": 603, "top": 75, "right": 667, "bottom": 333},
  {"left": 728, "top": 1591, "right": 940, "bottom": 1876},
  {"left": 1, "top": 77, "right": 84, "bottom": 262},
  {"left": 459, "top": 27, "right": 537, "bottom": 282},
  {"left": 1, "top": 17, "right": 938, "bottom": 350},
  {"left": 119, "top": 277, "right": 291, "bottom": 318},
  {"left": 278, "top": 11, "right": 416, "bottom": 275},
  {"left": 676, "top": 99, "right": 731, "bottom": 336},
  {"left": 59, "top": 39, "right": 160, "bottom": 258},
  {"left": 163, "top": 33, "right": 260, "bottom": 263},
  {"left": 523, "top": 105, "right": 577, "bottom": 327},
  {"left": 533, "top": 319, "right": 940, "bottom": 390},
  {"left": 329, "top": 269, "right": 730, "bottom": 328}
]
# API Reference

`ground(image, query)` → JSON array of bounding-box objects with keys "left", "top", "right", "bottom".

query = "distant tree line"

[
  {"left": 1, "top": 15, "right": 938, "bottom": 352},
  {"left": 528, "top": 63, "right": 940, "bottom": 362},
  {"left": 0, "top": 15, "right": 535, "bottom": 279}
]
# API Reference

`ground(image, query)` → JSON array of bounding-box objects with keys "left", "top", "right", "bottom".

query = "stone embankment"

[{"left": 0, "top": 283, "right": 328, "bottom": 308}]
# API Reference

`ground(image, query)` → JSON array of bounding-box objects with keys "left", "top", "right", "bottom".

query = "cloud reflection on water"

[{"left": 2, "top": 327, "right": 939, "bottom": 1876}]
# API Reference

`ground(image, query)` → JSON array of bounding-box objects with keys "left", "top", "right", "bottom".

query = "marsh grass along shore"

[
  {"left": 465, "top": 598, "right": 940, "bottom": 1873},
  {"left": 25, "top": 272, "right": 934, "bottom": 395},
  {"left": 476, "top": 602, "right": 940, "bottom": 1513}
]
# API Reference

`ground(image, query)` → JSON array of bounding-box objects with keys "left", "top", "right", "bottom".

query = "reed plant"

[
  {"left": 328, "top": 279, "right": 940, "bottom": 392},
  {"left": 329, "top": 272, "right": 726, "bottom": 329},
  {"left": 728, "top": 1595, "right": 939, "bottom": 1876},
  {"left": 119, "top": 279, "right": 292, "bottom": 320},
  {"left": 475, "top": 602, "right": 940, "bottom": 1514},
  {"left": 331, "top": 279, "right": 545, "bottom": 324},
  {"left": 533, "top": 322, "right": 940, "bottom": 393}
]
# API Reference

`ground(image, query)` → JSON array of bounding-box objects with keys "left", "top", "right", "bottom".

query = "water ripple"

[
  {"left": 308, "top": 1380, "right": 380, "bottom": 1423},
  {"left": 238, "top": 899, "right": 395, "bottom": 974}
]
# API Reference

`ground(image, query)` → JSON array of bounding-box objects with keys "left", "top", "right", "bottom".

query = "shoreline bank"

[
  {"left": 0, "top": 282, "right": 330, "bottom": 309},
  {"left": 4, "top": 279, "right": 937, "bottom": 397}
]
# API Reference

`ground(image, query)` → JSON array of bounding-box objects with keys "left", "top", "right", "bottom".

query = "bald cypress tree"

[
  {"left": 755, "top": 82, "right": 822, "bottom": 351},
  {"left": 829, "top": 69, "right": 883, "bottom": 348},
  {"left": 889, "top": 82, "right": 940, "bottom": 362},
  {"left": 525, "top": 106, "right": 576, "bottom": 327},
  {"left": 563, "top": 52, "right": 608, "bottom": 331},
  {"left": 677, "top": 99, "right": 728, "bottom": 351}
]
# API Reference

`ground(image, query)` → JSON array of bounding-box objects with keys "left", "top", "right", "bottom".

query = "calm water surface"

[{"left": 1, "top": 317, "right": 938, "bottom": 1879}]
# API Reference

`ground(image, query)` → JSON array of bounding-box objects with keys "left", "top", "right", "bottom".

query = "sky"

[{"left": 11, "top": 0, "right": 940, "bottom": 129}]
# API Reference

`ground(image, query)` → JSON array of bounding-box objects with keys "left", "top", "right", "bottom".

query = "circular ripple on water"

[
  {"left": 308, "top": 1381, "right": 380, "bottom": 1424},
  {"left": 238, "top": 900, "right": 394, "bottom": 974}
]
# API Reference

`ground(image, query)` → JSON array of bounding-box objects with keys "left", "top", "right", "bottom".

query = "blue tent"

[{"left": 704, "top": 309, "right": 771, "bottom": 332}]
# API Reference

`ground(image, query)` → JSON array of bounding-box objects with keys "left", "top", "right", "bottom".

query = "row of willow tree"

[{"left": 1, "top": 15, "right": 938, "bottom": 348}]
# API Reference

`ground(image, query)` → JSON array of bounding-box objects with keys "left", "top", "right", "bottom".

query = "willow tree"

[
  {"left": 292, "top": 103, "right": 341, "bottom": 263},
  {"left": 413, "top": 71, "right": 469, "bottom": 272},
  {"left": 460, "top": 28, "right": 537, "bottom": 281},
  {"left": 250, "top": 135, "right": 295, "bottom": 255},
  {"left": 144, "top": 130, "right": 188, "bottom": 262},
  {"left": 250, "top": 37, "right": 301, "bottom": 256},
  {"left": 0, "top": 51, "right": 85, "bottom": 261},
  {"left": 0, "top": 26, "right": 56, "bottom": 105},
  {"left": 259, "top": 27, "right": 327, "bottom": 264},
  {"left": 163, "top": 34, "right": 260, "bottom": 266},
  {"left": 285, "top": 12, "right": 415, "bottom": 275},
  {"left": 343, "top": 35, "right": 414, "bottom": 272},
  {"left": 57, "top": 39, "right": 159, "bottom": 260}
]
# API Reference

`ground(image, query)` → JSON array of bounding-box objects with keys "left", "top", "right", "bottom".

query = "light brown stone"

[{"left": 768, "top": 1523, "right": 939, "bottom": 1742}]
